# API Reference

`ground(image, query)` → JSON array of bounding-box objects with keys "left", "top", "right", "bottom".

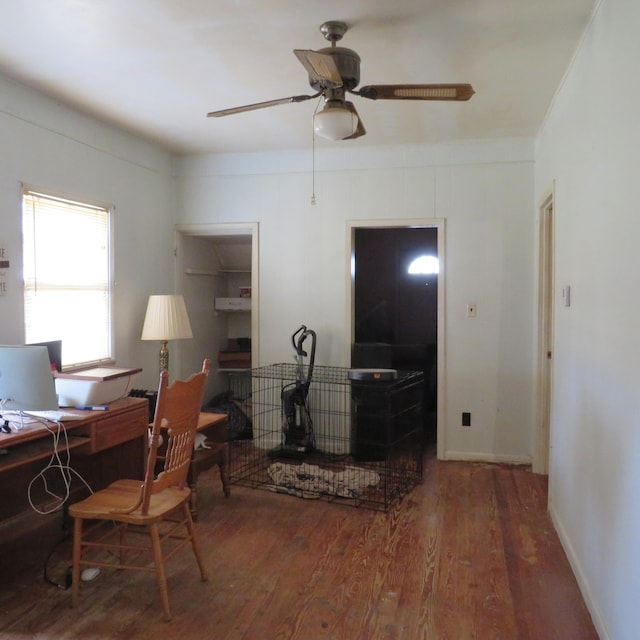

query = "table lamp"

[{"left": 141, "top": 294, "right": 193, "bottom": 372}]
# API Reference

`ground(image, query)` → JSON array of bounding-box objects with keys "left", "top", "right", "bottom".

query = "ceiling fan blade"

[
  {"left": 357, "top": 83, "right": 475, "bottom": 101},
  {"left": 341, "top": 101, "right": 366, "bottom": 140},
  {"left": 294, "top": 49, "right": 343, "bottom": 88},
  {"left": 207, "top": 93, "right": 319, "bottom": 118}
]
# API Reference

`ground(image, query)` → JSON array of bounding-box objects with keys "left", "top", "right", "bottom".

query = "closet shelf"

[{"left": 184, "top": 268, "right": 219, "bottom": 276}]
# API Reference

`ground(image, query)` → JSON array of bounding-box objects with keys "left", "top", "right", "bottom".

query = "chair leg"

[
  {"left": 71, "top": 517, "right": 83, "bottom": 608},
  {"left": 189, "top": 481, "right": 198, "bottom": 520},
  {"left": 149, "top": 523, "right": 172, "bottom": 622},
  {"left": 119, "top": 523, "right": 127, "bottom": 566},
  {"left": 182, "top": 502, "right": 208, "bottom": 582}
]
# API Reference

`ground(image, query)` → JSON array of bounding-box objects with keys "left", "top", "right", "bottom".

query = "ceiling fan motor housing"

[{"left": 309, "top": 46, "right": 361, "bottom": 91}]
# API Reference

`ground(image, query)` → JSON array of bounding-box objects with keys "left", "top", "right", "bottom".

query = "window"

[
  {"left": 22, "top": 188, "right": 112, "bottom": 369},
  {"left": 407, "top": 255, "right": 439, "bottom": 275}
]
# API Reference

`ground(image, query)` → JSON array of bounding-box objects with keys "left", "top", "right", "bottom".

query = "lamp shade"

[
  {"left": 314, "top": 104, "right": 358, "bottom": 141},
  {"left": 141, "top": 295, "right": 193, "bottom": 341}
]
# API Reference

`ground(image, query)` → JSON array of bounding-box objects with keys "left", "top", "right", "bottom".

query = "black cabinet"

[{"left": 350, "top": 370, "right": 424, "bottom": 461}]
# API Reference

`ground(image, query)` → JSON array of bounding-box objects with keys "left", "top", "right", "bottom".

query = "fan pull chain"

[
  {"left": 311, "top": 97, "right": 323, "bottom": 205},
  {"left": 311, "top": 130, "right": 317, "bottom": 206}
]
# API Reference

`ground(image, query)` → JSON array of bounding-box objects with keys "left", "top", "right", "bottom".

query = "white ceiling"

[{"left": 0, "top": 0, "right": 598, "bottom": 156}]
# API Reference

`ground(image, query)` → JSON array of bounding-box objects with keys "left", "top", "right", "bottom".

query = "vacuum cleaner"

[{"left": 270, "top": 325, "right": 317, "bottom": 458}]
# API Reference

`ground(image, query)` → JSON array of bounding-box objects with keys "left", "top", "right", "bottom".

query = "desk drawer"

[{"left": 74, "top": 405, "right": 148, "bottom": 454}]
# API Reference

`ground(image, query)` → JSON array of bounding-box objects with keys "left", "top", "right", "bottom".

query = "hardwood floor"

[{"left": 0, "top": 455, "right": 598, "bottom": 639}]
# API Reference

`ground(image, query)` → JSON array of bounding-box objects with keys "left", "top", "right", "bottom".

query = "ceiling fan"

[{"left": 207, "top": 21, "right": 475, "bottom": 141}]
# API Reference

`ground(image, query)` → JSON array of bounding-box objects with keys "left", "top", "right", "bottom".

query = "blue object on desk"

[{"left": 75, "top": 405, "right": 109, "bottom": 411}]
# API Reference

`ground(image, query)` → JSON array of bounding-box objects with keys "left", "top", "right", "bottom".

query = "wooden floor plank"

[{"left": 0, "top": 457, "right": 599, "bottom": 639}]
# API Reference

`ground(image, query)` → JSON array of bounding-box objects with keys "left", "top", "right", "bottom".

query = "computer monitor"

[
  {"left": 27, "top": 339, "right": 62, "bottom": 373},
  {"left": 0, "top": 345, "right": 59, "bottom": 412}
]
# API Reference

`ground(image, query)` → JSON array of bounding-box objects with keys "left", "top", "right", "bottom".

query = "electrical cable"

[
  {"left": 32, "top": 419, "right": 95, "bottom": 589},
  {"left": 3, "top": 412, "right": 104, "bottom": 589},
  {"left": 25, "top": 418, "right": 93, "bottom": 515},
  {"left": 43, "top": 534, "right": 73, "bottom": 590}
]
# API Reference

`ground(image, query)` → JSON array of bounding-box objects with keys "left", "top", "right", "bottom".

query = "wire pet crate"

[{"left": 227, "top": 363, "right": 424, "bottom": 511}]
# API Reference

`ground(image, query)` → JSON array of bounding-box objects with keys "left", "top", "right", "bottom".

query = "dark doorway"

[{"left": 351, "top": 227, "right": 438, "bottom": 443}]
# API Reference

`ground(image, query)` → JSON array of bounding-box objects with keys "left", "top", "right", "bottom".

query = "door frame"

[
  {"left": 175, "top": 222, "right": 260, "bottom": 367},
  {"left": 346, "top": 218, "right": 446, "bottom": 459},
  {"left": 533, "top": 194, "right": 554, "bottom": 474}
]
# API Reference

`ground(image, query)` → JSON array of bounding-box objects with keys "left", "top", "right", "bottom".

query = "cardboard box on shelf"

[
  {"left": 218, "top": 361, "right": 252, "bottom": 370},
  {"left": 215, "top": 297, "right": 251, "bottom": 311},
  {"left": 218, "top": 351, "right": 251, "bottom": 363},
  {"left": 227, "top": 337, "right": 251, "bottom": 352},
  {"left": 218, "top": 349, "right": 251, "bottom": 370}
]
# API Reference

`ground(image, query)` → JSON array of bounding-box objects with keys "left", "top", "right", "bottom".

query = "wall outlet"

[{"left": 462, "top": 412, "right": 471, "bottom": 426}]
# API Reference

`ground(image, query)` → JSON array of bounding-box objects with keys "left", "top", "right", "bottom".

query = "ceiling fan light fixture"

[{"left": 314, "top": 103, "right": 358, "bottom": 141}]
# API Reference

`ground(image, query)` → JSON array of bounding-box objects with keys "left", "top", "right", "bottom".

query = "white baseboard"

[
  {"left": 548, "top": 501, "right": 610, "bottom": 640},
  {"left": 442, "top": 450, "right": 532, "bottom": 465}
]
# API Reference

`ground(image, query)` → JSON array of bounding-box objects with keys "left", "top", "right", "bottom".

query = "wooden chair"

[{"left": 69, "top": 359, "right": 212, "bottom": 621}]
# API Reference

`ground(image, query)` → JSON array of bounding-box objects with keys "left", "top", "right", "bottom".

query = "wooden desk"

[
  {"left": 154, "top": 411, "right": 229, "bottom": 518},
  {"left": 0, "top": 398, "right": 148, "bottom": 521},
  {"left": 189, "top": 412, "right": 229, "bottom": 518}
]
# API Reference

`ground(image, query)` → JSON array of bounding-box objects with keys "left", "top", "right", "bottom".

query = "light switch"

[
  {"left": 562, "top": 285, "right": 571, "bottom": 307},
  {"left": 466, "top": 303, "right": 477, "bottom": 317}
]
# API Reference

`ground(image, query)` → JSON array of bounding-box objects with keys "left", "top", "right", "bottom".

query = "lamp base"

[{"left": 159, "top": 341, "right": 169, "bottom": 372}]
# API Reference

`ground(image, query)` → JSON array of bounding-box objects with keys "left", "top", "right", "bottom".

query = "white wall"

[
  {"left": 0, "top": 74, "right": 175, "bottom": 391},
  {"left": 535, "top": 0, "right": 639, "bottom": 638},
  {"left": 174, "top": 139, "right": 537, "bottom": 462}
]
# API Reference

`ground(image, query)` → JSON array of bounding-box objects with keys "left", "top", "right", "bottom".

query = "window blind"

[{"left": 22, "top": 189, "right": 112, "bottom": 369}]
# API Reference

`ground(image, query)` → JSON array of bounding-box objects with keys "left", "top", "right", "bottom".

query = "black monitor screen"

[{"left": 27, "top": 339, "right": 62, "bottom": 373}]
